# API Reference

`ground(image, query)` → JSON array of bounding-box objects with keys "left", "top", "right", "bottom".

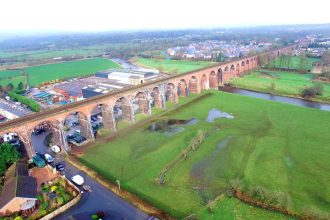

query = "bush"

[
  {"left": 91, "top": 214, "right": 99, "bottom": 220},
  {"left": 8, "top": 91, "right": 40, "bottom": 112},
  {"left": 40, "top": 201, "right": 49, "bottom": 211},
  {"left": 301, "top": 84, "right": 324, "bottom": 98},
  {"left": 56, "top": 196, "right": 64, "bottom": 205}
]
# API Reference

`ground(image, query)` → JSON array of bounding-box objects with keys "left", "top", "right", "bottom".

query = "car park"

[
  {"left": 44, "top": 153, "right": 54, "bottom": 163},
  {"left": 51, "top": 145, "right": 61, "bottom": 153}
]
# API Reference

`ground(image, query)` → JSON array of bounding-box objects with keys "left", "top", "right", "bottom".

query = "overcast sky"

[{"left": 1, "top": 0, "right": 329, "bottom": 33}]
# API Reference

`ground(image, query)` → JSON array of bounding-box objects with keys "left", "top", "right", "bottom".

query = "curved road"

[{"left": 32, "top": 133, "right": 149, "bottom": 220}]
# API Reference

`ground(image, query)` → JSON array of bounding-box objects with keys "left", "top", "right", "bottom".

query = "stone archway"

[
  {"left": 246, "top": 60, "right": 250, "bottom": 71},
  {"left": 135, "top": 92, "right": 150, "bottom": 115},
  {"left": 114, "top": 97, "right": 134, "bottom": 123},
  {"left": 189, "top": 76, "right": 198, "bottom": 94},
  {"left": 64, "top": 111, "right": 93, "bottom": 141},
  {"left": 241, "top": 61, "right": 245, "bottom": 73},
  {"left": 224, "top": 66, "right": 229, "bottom": 81},
  {"left": 152, "top": 87, "right": 163, "bottom": 108},
  {"left": 201, "top": 74, "right": 208, "bottom": 90},
  {"left": 166, "top": 83, "right": 176, "bottom": 102},
  {"left": 236, "top": 63, "right": 240, "bottom": 76},
  {"left": 230, "top": 65, "right": 235, "bottom": 78},
  {"left": 217, "top": 68, "right": 223, "bottom": 85},
  {"left": 209, "top": 71, "right": 217, "bottom": 89},
  {"left": 178, "top": 79, "right": 188, "bottom": 97}
]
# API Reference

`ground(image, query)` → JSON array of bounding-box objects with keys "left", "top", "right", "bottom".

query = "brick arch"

[
  {"left": 166, "top": 83, "right": 176, "bottom": 102},
  {"left": 241, "top": 61, "right": 245, "bottom": 73},
  {"left": 64, "top": 111, "right": 93, "bottom": 140},
  {"left": 178, "top": 79, "right": 188, "bottom": 97},
  {"left": 209, "top": 71, "right": 217, "bottom": 89},
  {"left": 114, "top": 96, "right": 134, "bottom": 122},
  {"left": 224, "top": 66, "right": 229, "bottom": 81},
  {"left": 246, "top": 60, "right": 250, "bottom": 71},
  {"left": 230, "top": 64, "right": 235, "bottom": 78},
  {"left": 135, "top": 91, "right": 150, "bottom": 115},
  {"left": 217, "top": 68, "right": 223, "bottom": 85},
  {"left": 189, "top": 76, "right": 199, "bottom": 94},
  {"left": 0, "top": 130, "right": 35, "bottom": 159},
  {"left": 90, "top": 103, "right": 116, "bottom": 132},
  {"left": 151, "top": 86, "right": 163, "bottom": 108},
  {"left": 236, "top": 63, "right": 240, "bottom": 76},
  {"left": 200, "top": 74, "right": 208, "bottom": 90}
]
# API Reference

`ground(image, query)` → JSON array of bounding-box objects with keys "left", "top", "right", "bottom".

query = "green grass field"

[
  {"left": 25, "top": 58, "right": 120, "bottom": 86},
  {"left": 134, "top": 58, "right": 214, "bottom": 74},
  {"left": 266, "top": 56, "right": 319, "bottom": 71},
  {"left": 231, "top": 69, "right": 330, "bottom": 103},
  {"left": 80, "top": 91, "right": 330, "bottom": 219},
  {"left": 0, "top": 58, "right": 120, "bottom": 87}
]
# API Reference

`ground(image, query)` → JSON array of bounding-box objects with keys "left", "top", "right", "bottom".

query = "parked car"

[
  {"left": 51, "top": 145, "right": 61, "bottom": 153},
  {"left": 44, "top": 153, "right": 54, "bottom": 163},
  {"left": 32, "top": 128, "right": 46, "bottom": 135},
  {"left": 55, "top": 163, "right": 65, "bottom": 172},
  {"left": 0, "top": 114, "right": 6, "bottom": 121},
  {"left": 71, "top": 175, "right": 84, "bottom": 186},
  {"left": 33, "top": 154, "right": 46, "bottom": 167}
]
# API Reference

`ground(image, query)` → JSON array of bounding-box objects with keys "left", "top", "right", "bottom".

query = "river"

[{"left": 219, "top": 87, "right": 330, "bottom": 112}]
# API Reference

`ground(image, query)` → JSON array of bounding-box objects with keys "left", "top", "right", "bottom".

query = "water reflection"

[{"left": 219, "top": 87, "right": 330, "bottom": 112}]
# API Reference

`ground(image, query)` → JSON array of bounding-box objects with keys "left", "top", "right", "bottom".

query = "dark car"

[
  {"left": 55, "top": 163, "right": 65, "bottom": 171},
  {"left": 0, "top": 114, "right": 6, "bottom": 121},
  {"left": 32, "top": 128, "right": 46, "bottom": 135}
]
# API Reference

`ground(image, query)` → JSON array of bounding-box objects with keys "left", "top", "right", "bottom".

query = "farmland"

[
  {"left": 230, "top": 69, "right": 330, "bottom": 103},
  {"left": 80, "top": 91, "right": 330, "bottom": 219},
  {"left": 133, "top": 58, "right": 214, "bottom": 74},
  {"left": 0, "top": 58, "right": 121, "bottom": 87}
]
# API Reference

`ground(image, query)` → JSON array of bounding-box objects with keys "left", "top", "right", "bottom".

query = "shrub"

[
  {"left": 51, "top": 185, "right": 57, "bottom": 192},
  {"left": 56, "top": 196, "right": 64, "bottom": 205},
  {"left": 301, "top": 84, "right": 324, "bottom": 98},
  {"left": 91, "top": 214, "right": 99, "bottom": 220},
  {"left": 8, "top": 91, "right": 40, "bottom": 112},
  {"left": 96, "top": 211, "right": 105, "bottom": 218},
  {"left": 40, "top": 201, "right": 49, "bottom": 211}
]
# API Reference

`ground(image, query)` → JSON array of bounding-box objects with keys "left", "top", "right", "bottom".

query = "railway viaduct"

[{"left": 0, "top": 45, "right": 296, "bottom": 159}]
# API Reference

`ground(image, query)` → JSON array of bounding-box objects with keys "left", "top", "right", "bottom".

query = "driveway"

[{"left": 31, "top": 133, "right": 150, "bottom": 220}]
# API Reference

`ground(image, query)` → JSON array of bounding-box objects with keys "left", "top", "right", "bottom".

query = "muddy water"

[
  {"left": 190, "top": 137, "right": 233, "bottom": 202},
  {"left": 148, "top": 118, "right": 198, "bottom": 136},
  {"left": 206, "top": 108, "right": 234, "bottom": 122}
]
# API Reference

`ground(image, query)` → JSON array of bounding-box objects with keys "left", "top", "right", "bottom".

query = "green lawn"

[
  {"left": 80, "top": 91, "right": 330, "bottom": 219},
  {"left": 231, "top": 69, "right": 330, "bottom": 103},
  {"left": 0, "top": 58, "right": 121, "bottom": 87},
  {"left": 25, "top": 58, "right": 120, "bottom": 86},
  {"left": 134, "top": 58, "right": 214, "bottom": 74},
  {"left": 266, "top": 56, "right": 319, "bottom": 71},
  {"left": 0, "top": 75, "right": 25, "bottom": 88}
]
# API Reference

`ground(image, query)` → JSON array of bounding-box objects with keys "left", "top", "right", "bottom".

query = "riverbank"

[
  {"left": 79, "top": 91, "right": 330, "bottom": 219},
  {"left": 230, "top": 69, "right": 330, "bottom": 104}
]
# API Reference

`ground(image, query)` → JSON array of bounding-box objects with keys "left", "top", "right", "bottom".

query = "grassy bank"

[
  {"left": 133, "top": 58, "right": 214, "bottom": 74},
  {"left": 79, "top": 91, "right": 330, "bottom": 219},
  {"left": 230, "top": 69, "right": 330, "bottom": 103}
]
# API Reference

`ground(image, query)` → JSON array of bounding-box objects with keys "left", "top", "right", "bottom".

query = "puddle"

[
  {"left": 148, "top": 118, "right": 198, "bottom": 136},
  {"left": 206, "top": 108, "right": 234, "bottom": 122},
  {"left": 190, "top": 136, "right": 233, "bottom": 203}
]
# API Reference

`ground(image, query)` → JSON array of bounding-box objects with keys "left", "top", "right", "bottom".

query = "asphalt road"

[{"left": 31, "top": 133, "right": 150, "bottom": 220}]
